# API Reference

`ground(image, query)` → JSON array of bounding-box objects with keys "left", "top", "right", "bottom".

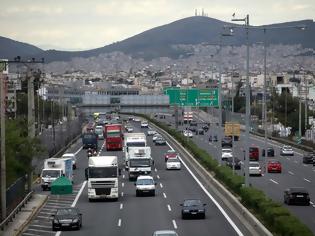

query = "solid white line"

[
  {"left": 74, "top": 146, "right": 83, "bottom": 155},
  {"left": 288, "top": 171, "right": 295, "bottom": 175},
  {"left": 304, "top": 178, "right": 311, "bottom": 183},
  {"left": 37, "top": 215, "right": 50, "bottom": 219},
  {"left": 157, "top": 175, "right": 160, "bottom": 179},
  {"left": 71, "top": 181, "right": 87, "bottom": 207},
  {"left": 172, "top": 220, "right": 177, "bottom": 229},
  {"left": 23, "top": 233, "right": 42, "bottom": 236},
  {"left": 166, "top": 143, "right": 243, "bottom": 236},
  {"left": 160, "top": 183, "right": 163, "bottom": 188},
  {"left": 120, "top": 203, "right": 123, "bottom": 209},
  {"left": 167, "top": 204, "right": 172, "bottom": 211},
  {"left": 28, "top": 228, "right": 54, "bottom": 233},
  {"left": 269, "top": 179, "right": 279, "bottom": 185},
  {"left": 118, "top": 218, "right": 122, "bottom": 227},
  {"left": 163, "top": 192, "right": 167, "bottom": 198}
]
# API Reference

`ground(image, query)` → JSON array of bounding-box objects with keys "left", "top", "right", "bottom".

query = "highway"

[
  {"left": 158, "top": 110, "right": 315, "bottom": 234},
  {"left": 21, "top": 118, "right": 253, "bottom": 236}
]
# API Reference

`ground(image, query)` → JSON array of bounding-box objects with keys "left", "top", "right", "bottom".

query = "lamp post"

[{"left": 231, "top": 14, "right": 250, "bottom": 186}]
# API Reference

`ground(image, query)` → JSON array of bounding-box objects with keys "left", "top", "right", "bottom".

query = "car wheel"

[
  {"left": 201, "top": 213, "right": 206, "bottom": 219},
  {"left": 136, "top": 191, "right": 140, "bottom": 197},
  {"left": 181, "top": 214, "right": 185, "bottom": 219},
  {"left": 152, "top": 190, "right": 155, "bottom": 196}
]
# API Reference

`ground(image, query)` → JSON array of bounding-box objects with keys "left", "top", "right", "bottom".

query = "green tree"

[{"left": 6, "top": 119, "right": 43, "bottom": 185}]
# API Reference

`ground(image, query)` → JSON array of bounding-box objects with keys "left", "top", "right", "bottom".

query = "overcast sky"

[{"left": 1, "top": 0, "right": 314, "bottom": 51}]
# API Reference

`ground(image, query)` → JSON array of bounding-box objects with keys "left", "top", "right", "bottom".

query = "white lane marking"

[
  {"left": 157, "top": 175, "right": 160, "bottom": 179},
  {"left": 163, "top": 192, "right": 167, "bottom": 198},
  {"left": 172, "top": 219, "right": 178, "bottom": 229},
  {"left": 121, "top": 192, "right": 124, "bottom": 197},
  {"left": 22, "top": 233, "right": 41, "bottom": 236},
  {"left": 313, "top": 169, "right": 315, "bottom": 172},
  {"left": 286, "top": 157, "right": 290, "bottom": 161},
  {"left": 155, "top": 168, "right": 158, "bottom": 172},
  {"left": 269, "top": 179, "right": 279, "bottom": 185},
  {"left": 310, "top": 201, "right": 314, "bottom": 205},
  {"left": 122, "top": 182, "right": 125, "bottom": 188},
  {"left": 71, "top": 181, "right": 87, "bottom": 207},
  {"left": 120, "top": 203, "right": 123, "bottom": 210},
  {"left": 36, "top": 215, "right": 50, "bottom": 219},
  {"left": 304, "top": 178, "right": 311, "bottom": 183},
  {"left": 166, "top": 144, "right": 243, "bottom": 236},
  {"left": 27, "top": 228, "right": 53, "bottom": 233},
  {"left": 118, "top": 218, "right": 122, "bottom": 227},
  {"left": 74, "top": 146, "right": 83, "bottom": 155},
  {"left": 122, "top": 174, "right": 125, "bottom": 179},
  {"left": 288, "top": 171, "right": 295, "bottom": 175},
  {"left": 167, "top": 204, "right": 172, "bottom": 211},
  {"left": 294, "top": 160, "right": 298, "bottom": 164},
  {"left": 303, "top": 164, "right": 307, "bottom": 167},
  {"left": 160, "top": 183, "right": 163, "bottom": 188},
  {"left": 31, "top": 225, "right": 51, "bottom": 228}
]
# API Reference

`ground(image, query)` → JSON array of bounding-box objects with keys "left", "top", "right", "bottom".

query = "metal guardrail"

[{"left": 0, "top": 191, "right": 33, "bottom": 231}]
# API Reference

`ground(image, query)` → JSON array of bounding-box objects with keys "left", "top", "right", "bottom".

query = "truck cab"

[{"left": 127, "top": 147, "right": 153, "bottom": 180}]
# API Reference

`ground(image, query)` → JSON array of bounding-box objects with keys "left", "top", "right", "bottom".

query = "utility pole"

[
  {"left": 263, "top": 28, "right": 268, "bottom": 176},
  {"left": 0, "top": 70, "right": 6, "bottom": 220}
]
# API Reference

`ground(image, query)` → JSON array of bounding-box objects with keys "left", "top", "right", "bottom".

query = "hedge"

[{"left": 124, "top": 113, "right": 313, "bottom": 236}]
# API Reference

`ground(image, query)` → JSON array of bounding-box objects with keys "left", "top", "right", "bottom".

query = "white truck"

[
  {"left": 127, "top": 146, "right": 153, "bottom": 180},
  {"left": 85, "top": 156, "right": 119, "bottom": 201},
  {"left": 123, "top": 133, "right": 147, "bottom": 169},
  {"left": 40, "top": 157, "right": 73, "bottom": 191}
]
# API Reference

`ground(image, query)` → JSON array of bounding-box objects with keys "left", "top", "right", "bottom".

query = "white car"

[
  {"left": 280, "top": 145, "right": 294, "bottom": 156},
  {"left": 249, "top": 161, "right": 262, "bottom": 176},
  {"left": 183, "top": 130, "right": 193, "bottom": 138},
  {"left": 135, "top": 175, "right": 156, "bottom": 196},
  {"left": 147, "top": 129, "right": 157, "bottom": 136},
  {"left": 222, "top": 149, "right": 233, "bottom": 161},
  {"left": 62, "top": 153, "right": 77, "bottom": 169},
  {"left": 152, "top": 134, "right": 162, "bottom": 142},
  {"left": 166, "top": 158, "right": 181, "bottom": 170},
  {"left": 141, "top": 121, "right": 149, "bottom": 128}
]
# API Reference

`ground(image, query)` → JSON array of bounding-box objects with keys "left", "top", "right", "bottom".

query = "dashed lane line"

[
  {"left": 160, "top": 183, "right": 163, "bottom": 188},
  {"left": 269, "top": 179, "right": 279, "bottom": 185},
  {"left": 120, "top": 203, "right": 123, "bottom": 210},
  {"left": 172, "top": 220, "right": 178, "bottom": 229},
  {"left": 118, "top": 219, "right": 122, "bottom": 227},
  {"left": 121, "top": 192, "right": 124, "bottom": 197},
  {"left": 167, "top": 204, "right": 172, "bottom": 211},
  {"left": 163, "top": 192, "right": 167, "bottom": 198},
  {"left": 122, "top": 182, "right": 125, "bottom": 187},
  {"left": 304, "top": 178, "right": 311, "bottom": 183},
  {"left": 288, "top": 171, "right": 295, "bottom": 175},
  {"left": 157, "top": 175, "right": 160, "bottom": 179}
]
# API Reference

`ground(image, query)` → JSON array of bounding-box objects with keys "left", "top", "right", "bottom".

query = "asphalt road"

[
  {"left": 22, "top": 118, "right": 253, "bottom": 236},
  {"left": 158, "top": 111, "right": 315, "bottom": 234}
]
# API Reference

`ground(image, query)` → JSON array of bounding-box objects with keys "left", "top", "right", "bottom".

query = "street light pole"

[
  {"left": 0, "top": 72, "right": 6, "bottom": 220},
  {"left": 263, "top": 29, "right": 268, "bottom": 176},
  {"left": 232, "top": 14, "right": 250, "bottom": 186}
]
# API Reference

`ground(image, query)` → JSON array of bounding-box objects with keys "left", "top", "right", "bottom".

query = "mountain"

[
  {"left": 1, "top": 16, "right": 315, "bottom": 62},
  {"left": 0, "top": 36, "right": 44, "bottom": 59}
]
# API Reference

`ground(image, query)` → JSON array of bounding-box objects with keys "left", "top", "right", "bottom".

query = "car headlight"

[
  {"left": 183, "top": 209, "right": 189, "bottom": 212},
  {"left": 53, "top": 219, "right": 59, "bottom": 223},
  {"left": 198, "top": 209, "right": 205, "bottom": 212},
  {"left": 73, "top": 219, "right": 79, "bottom": 223}
]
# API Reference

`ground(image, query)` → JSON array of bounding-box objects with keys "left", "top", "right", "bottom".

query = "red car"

[
  {"left": 249, "top": 147, "right": 259, "bottom": 161},
  {"left": 267, "top": 160, "right": 282, "bottom": 173},
  {"left": 164, "top": 150, "right": 179, "bottom": 162}
]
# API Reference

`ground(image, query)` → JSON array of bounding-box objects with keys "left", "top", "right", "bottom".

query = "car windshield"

[
  {"left": 183, "top": 199, "right": 201, "bottom": 207},
  {"left": 136, "top": 178, "right": 154, "bottom": 185},
  {"left": 42, "top": 170, "right": 60, "bottom": 178},
  {"left": 56, "top": 208, "right": 78, "bottom": 216},
  {"left": 249, "top": 147, "right": 258, "bottom": 152},
  {"left": 250, "top": 163, "right": 260, "bottom": 167}
]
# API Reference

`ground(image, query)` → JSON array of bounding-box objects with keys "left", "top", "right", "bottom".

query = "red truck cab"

[{"left": 104, "top": 124, "right": 123, "bottom": 151}]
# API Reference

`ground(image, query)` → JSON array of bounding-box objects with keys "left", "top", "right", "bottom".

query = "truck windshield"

[
  {"left": 42, "top": 170, "right": 60, "bottom": 178},
  {"left": 127, "top": 142, "right": 146, "bottom": 147},
  {"left": 89, "top": 167, "right": 117, "bottom": 178},
  {"left": 95, "top": 129, "right": 102, "bottom": 134},
  {"left": 83, "top": 134, "right": 96, "bottom": 140},
  {"left": 130, "top": 159, "right": 151, "bottom": 167}
]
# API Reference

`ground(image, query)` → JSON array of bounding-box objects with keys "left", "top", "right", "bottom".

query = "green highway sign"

[{"left": 164, "top": 87, "right": 219, "bottom": 107}]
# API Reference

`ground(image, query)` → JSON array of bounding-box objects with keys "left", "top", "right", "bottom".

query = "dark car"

[
  {"left": 303, "top": 152, "right": 315, "bottom": 164},
  {"left": 188, "top": 126, "right": 197, "bottom": 132},
  {"left": 262, "top": 147, "right": 275, "bottom": 157},
  {"left": 155, "top": 137, "right": 167, "bottom": 145},
  {"left": 221, "top": 136, "right": 233, "bottom": 147},
  {"left": 225, "top": 157, "right": 241, "bottom": 170},
  {"left": 51, "top": 207, "right": 82, "bottom": 231},
  {"left": 209, "top": 135, "right": 218, "bottom": 142},
  {"left": 181, "top": 199, "right": 206, "bottom": 219},
  {"left": 284, "top": 187, "right": 310, "bottom": 206},
  {"left": 196, "top": 128, "right": 204, "bottom": 135},
  {"left": 202, "top": 125, "right": 209, "bottom": 132},
  {"left": 190, "top": 120, "right": 198, "bottom": 126}
]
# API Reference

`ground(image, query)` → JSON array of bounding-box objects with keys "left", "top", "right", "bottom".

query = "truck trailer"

[{"left": 104, "top": 124, "right": 123, "bottom": 151}]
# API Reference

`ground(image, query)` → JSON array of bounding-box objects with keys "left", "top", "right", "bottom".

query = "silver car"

[
  {"left": 249, "top": 161, "right": 262, "bottom": 176},
  {"left": 280, "top": 145, "right": 294, "bottom": 156}
]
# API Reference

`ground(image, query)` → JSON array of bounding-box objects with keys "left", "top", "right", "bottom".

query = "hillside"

[{"left": 1, "top": 16, "right": 315, "bottom": 62}]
